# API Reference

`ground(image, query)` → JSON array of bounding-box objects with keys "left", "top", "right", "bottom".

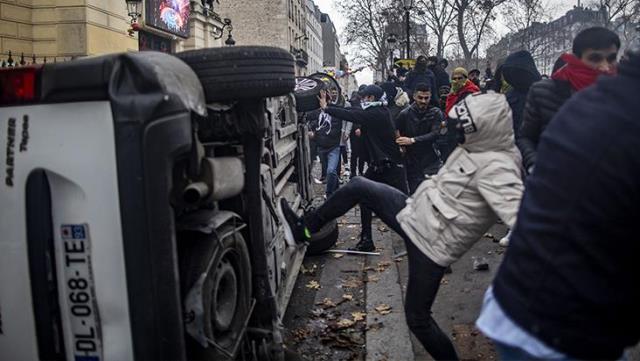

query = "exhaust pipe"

[
  {"left": 180, "top": 157, "right": 244, "bottom": 205},
  {"left": 183, "top": 182, "right": 210, "bottom": 204}
]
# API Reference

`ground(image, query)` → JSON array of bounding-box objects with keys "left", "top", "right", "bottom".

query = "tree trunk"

[{"left": 456, "top": 1, "right": 473, "bottom": 62}]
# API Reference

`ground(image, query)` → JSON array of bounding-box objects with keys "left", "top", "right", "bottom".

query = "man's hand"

[
  {"left": 396, "top": 136, "right": 415, "bottom": 146},
  {"left": 355, "top": 128, "right": 361, "bottom": 137},
  {"left": 318, "top": 90, "right": 328, "bottom": 109}
]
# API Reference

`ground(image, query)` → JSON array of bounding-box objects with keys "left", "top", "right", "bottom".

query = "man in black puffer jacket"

[
  {"left": 404, "top": 55, "right": 439, "bottom": 105},
  {"left": 477, "top": 47, "right": 640, "bottom": 360},
  {"left": 517, "top": 27, "right": 620, "bottom": 174},
  {"left": 500, "top": 50, "right": 541, "bottom": 137}
]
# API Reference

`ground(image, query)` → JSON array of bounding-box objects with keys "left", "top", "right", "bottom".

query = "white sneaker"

[{"left": 499, "top": 230, "right": 512, "bottom": 247}]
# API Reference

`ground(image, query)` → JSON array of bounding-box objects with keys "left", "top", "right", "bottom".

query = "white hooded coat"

[{"left": 396, "top": 92, "right": 524, "bottom": 267}]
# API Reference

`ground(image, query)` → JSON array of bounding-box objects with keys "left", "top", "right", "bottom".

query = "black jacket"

[
  {"left": 428, "top": 64, "right": 450, "bottom": 90},
  {"left": 517, "top": 78, "right": 572, "bottom": 170},
  {"left": 501, "top": 50, "right": 541, "bottom": 137},
  {"left": 403, "top": 67, "right": 439, "bottom": 103},
  {"left": 324, "top": 104, "right": 402, "bottom": 164},
  {"left": 309, "top": 109, "right": 343, "bottom": 149},
  {"left": 493, "top": 52, "right": 640, "bottom": 360},
  {"left": 395, "top": 104, "right": 444, "bottom": 170}
]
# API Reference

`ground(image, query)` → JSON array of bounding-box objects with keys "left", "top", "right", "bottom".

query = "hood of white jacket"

[{"left": 447, "top": 92, "right": 516, "bottom": 153}]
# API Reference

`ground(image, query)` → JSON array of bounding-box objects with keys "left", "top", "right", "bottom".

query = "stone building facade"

[
  {"left": 305, "top": 0, "right": 322, "bottom": 74},
  {"left": 0, "top": 0, "right": 226, "bottom": 64},
  {"left": 487, "top": 6, "right": 609, "bottom": 75},
  {"left": 0, "top": 0, "right": 136, "bottom": 62},
  {"left": 320, "top": 12, "right": 340, "bottom": 69},
  {"left": 217, "top": 0, "right": 308, "bottom": 75}
]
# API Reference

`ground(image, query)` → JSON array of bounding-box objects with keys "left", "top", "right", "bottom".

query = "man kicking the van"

[{"left": 279, "top": 92, "right": 524, "bottom": 360}]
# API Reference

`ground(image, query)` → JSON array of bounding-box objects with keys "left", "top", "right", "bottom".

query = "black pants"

[
  {"left": 304, "top": 177, "right": 459, "bottom": 361},
  {"left": 406, "top": 161, "right": 441, "bottom": 194},
  {"left": 360, "top": 164, "right": 408, "bottom": 240}
]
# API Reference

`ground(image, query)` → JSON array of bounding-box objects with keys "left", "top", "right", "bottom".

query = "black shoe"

[
  {"left": 350, "top": 238, "right": 375, "bottom": 252},
  {"left": 279, "top": 198, "right": 310, "bottom": 246}
]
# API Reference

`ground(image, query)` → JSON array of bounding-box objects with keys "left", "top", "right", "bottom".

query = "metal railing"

[{"left": 1, "top": 51, "right": 72, "bottom": 68}]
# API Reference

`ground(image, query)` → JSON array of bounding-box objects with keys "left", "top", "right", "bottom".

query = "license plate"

[{"left": 60, "top": 224, "right": 102, "bottom": 361}]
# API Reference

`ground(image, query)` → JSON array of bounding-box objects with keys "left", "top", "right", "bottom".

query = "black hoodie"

[{"left": 501, "top": 50, "right": 541, "bottom": 136}]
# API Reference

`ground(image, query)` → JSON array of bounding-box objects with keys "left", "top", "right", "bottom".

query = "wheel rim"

[
  {"left": 211, "top": 253, "right": 238, "bottom": 331},
  {"left": 295, "top": 77, "right": 318, "bottom": 92}
]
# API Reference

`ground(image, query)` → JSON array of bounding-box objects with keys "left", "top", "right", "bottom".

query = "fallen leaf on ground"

[
  {"left": 484, "top": 232, "right": 496, "bottom": 240},
  {"left": 347, "top": 224, "right": 357, "bottom": 228},
  {"left": 364, "top": 266, "right": 375, "bottom": 272},
  {"left": 376, "top": 261, "right": 392, "bottom": 272},
  {"left": 440, "top": 278, "right": 449, "bottom": 285},
  {"left": 342, "top": 294, "right": 353, "bottom": 301},
  {"left": 333, "top": 253, "right": 345, "bottom": 259},
  {"left": 375, "top": 304, "right": 392, "bottom": 315},
  {"left": 367, "top": 275, "right": 380, "bottom": 282},
  {"left": 316, "top": 297, "right": 336, "bottom": 309},
  {"left": 377, "top": 225, "right": 389, "bottom": 232},
  {"left": 341, "top": 277, "right": 362, "bottom": 289},
  {"left": 352, "top": 312, "right": 367, "bottom": 322},
  {"left": 336, "top": 318, "right": 355, "bottom": 329},
  {"left": 394, "top": 257, "right": 405, "bottom": 262},
  {"left": 306, "top": 280, "right": 321, "bottom": 289}
]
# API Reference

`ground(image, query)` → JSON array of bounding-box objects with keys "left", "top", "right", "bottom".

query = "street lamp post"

[
  {"left": 386, "top": 33, "right": 397, "bottom": 78},
  {"left": 125, "top": 0, "right": 142, "bottom": 24},
  {"left": 403, "top": 0, "right": 414, "bottom": 59}
]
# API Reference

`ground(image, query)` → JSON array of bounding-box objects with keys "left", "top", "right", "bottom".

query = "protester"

[
  {"left": 395, "top": 82, "right": 446, "bottom": 193},
  {"left": 501, "top": 51, "right": 542, "bottom": 142},
  {"left": 280, "top": 92, "right": 524, "bottom": 361},
  {"left": 308, "top": 97, "right": 343, "bottom": 196},
  {"left": 477, "top": 47, "right": 640, "bottom": 361},
  {"left": 517, "top": 26, "right": 620, "bottom": 176},
  {"left": 318, "top": 85, "right": 408, "bottom": 252},
  {"left": 339, "top": 119, "right": 352, "bottom": 180},
  {"left": 445, "top": 67, "right": 480, "bottom": 115},
  {"left": 349, "top": 88, "right": 367, "bottom": 178},
  {"left": 469, "top": 68, "right": 481, "bottom": 87},
  {"left": 404, "top": 55, "right": 439, "bottom": 104},
  {"left": 381, "top": 81, "right": 410, "bottom": 122},
  {"left": 427, "top": 56, "right": 451, "bottom": 93}
]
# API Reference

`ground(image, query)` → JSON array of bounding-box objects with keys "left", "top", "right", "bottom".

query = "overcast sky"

[{"left": 315, "top": 0, "right": 578, "bottom": 85}]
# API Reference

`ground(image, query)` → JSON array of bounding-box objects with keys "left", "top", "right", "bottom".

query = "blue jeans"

[{"left": 318, "top": 146, "right": 341, "bottom": 196}]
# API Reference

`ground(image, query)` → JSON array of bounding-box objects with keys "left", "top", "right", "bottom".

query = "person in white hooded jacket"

[{"left": 279, "top": 91, "right": 524, "bottom": 360}]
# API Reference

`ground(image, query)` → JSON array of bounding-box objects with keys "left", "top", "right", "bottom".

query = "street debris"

[
  {"left": 336, "top": 318, "right": 355, "bottom": 329},
  {"left": 316, "top": 298, "right": 337, "bottom": 309},
  {"left": 306, "top": 280, "right": 321, "bottom": 289},
  {"left": 365, "top": 322, "right": 384, "bottom": 331},
  {"left": 374, "top": 304, "right": 392, "bottom": 315},
  {"left": 484, "top": 232, "right": 497, "bottom": 241},
  {"left": 366, "top": 275, "right": 380, "bottom": 283},
  {"left": 300, "top": 264, "right": 318, "bottom": 275},
  {"left": 341, "top": 277, "right": 363, "bottom": 289},
  {"left": 473, "top": 257, "right": 490, "bottom": 271},
  {"left": 377, "top": 225, "right": 389, "bottom": 232},
  {"left": 376, "top": 261, "right": 393, "bottom": 272},
  {"left": 352, "top": 312, "right": 367, "bottom": 322},
  {"left": 333, "top": 253, "right": 345, "bottom": 259}
]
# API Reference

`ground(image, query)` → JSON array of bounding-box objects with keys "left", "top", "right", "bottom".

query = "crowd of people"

[{"left": 287, "top": 26, "right": 639, "bottom": 360}]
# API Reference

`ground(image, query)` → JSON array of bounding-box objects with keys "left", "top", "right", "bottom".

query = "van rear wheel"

[{"left": 180, "top": 225, "right": 252, "bottom": 360}]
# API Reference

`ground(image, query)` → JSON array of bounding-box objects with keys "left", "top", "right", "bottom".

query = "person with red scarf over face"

[{"left": 517, "top": 27, "right": 620, "bottom": 176}]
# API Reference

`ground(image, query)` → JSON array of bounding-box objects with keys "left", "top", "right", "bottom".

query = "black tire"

[
  {"left": 305, "top": 219, "right": 339, "bottom": 256},
  {"left": 179, "top": 225, "right": 252, "bottom": 360},
  {"left": 294, "top": 77, "right": 323, "bottom": 112},
  {"left": 176, "top": 46, "right": 295, "bottom": 102}
]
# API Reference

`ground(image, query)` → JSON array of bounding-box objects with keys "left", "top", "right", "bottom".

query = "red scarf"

[{"left": 552, "top": 53, "right": 615, "bottom": 92}]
